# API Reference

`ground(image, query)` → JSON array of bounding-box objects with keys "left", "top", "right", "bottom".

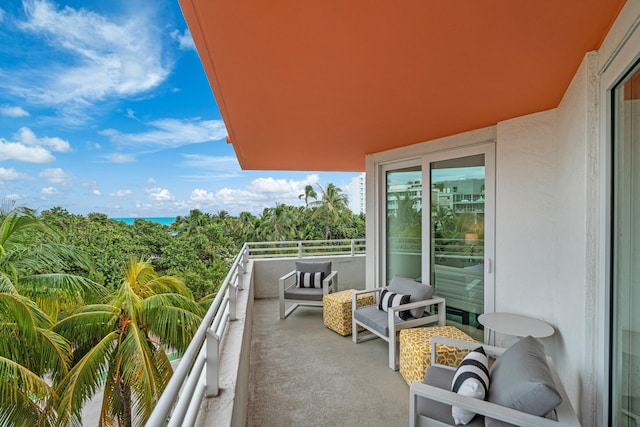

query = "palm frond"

[
  {"left": 55, "top": 331, "right": 118, "bottom": 427},
  {"left": 143, "top": 294, "right": 205, "bottom": 351},
  {"left": 0, "top": 292, "right": 52, "bottom": 337},
  {"left": 118, "top": 323, "right": 167, "bottom": 424},
  {"left": 53, "top": 305, "right": 120, "bottom": 350},
  {"left": 0, "top": 355, "right": 55, "bottom": 425},
  {"left": 0, "top": 272, "right": 18, "bottom": 294}
]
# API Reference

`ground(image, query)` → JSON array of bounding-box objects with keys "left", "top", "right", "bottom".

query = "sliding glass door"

[
  {"left": 385, "top": 164, "right": 422, "bottom": 281},
  {"left": 430, "top": 154, "right": 486, "bottom": 340},
  {"left": 612, "top": 61, "right": 640, "bottom": 427},
  {"left": 381, "top": 145, "right": 494, "bottom": 342}
]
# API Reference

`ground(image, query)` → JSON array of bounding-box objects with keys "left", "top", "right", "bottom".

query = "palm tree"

[
  {"left": 0, "top": 287, "right": 71, "bottom": 426},
  {"left": 298, "top": 184, "right": 317, "bottom": 208},
  {"left": 54, "top": 258, "right": 205, "bottom": 427},
  {"left": 256, "top": 203, "right": 297, "bottom": 241},
  {"left": 311, "top": 183, "right": 349, "bottom": 239},
  {"left": 0, "top": 207, "right": 104, "bottom": 425}
]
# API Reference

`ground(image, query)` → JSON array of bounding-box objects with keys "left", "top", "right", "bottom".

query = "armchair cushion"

[
  {"left": 451, "top": 346, "right": 490, "bottom": 425},
  {"left": 378, "top": 289, "right": 411, "bottom": 320},
  {"left": 353, "top": 305, "right": 392, "bottom": 336},
  {"left": 295, "top": 261, "right": 331, "bottom": 288},
  {"left": 388, "top": 275, "right": 434, "bottom": 318},
  {"left": 283, "top": 286, "right": 325, "bottom": 301},
  {"left": 417, "top": 366, "right": 484, "bottom": 427},
  {"left": 486, "top": 336, "right": 562, "bottom": 426}
]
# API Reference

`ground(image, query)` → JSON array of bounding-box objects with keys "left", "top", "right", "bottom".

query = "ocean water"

[{"left": 112, "top": 217, "right": 177, "bottom": 226}]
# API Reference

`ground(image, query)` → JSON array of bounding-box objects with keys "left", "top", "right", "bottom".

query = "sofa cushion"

[
  {"left": 295, "top": 261, "right": 331, "bottom": 288},
  {"left": 485, "top": 336, "right": 562, "bottom": 426},
  {"left": 388, "top": 275, "right": 435, "bottom": 318},
  {"left": 451, "top": 346, "right": 489, "bottom": 425},
  {"left": 378, "top": 289, "right": 411, "bottom": 320},
  {"left": 416, "top": 366, "right": 484, "bottom": 427}
]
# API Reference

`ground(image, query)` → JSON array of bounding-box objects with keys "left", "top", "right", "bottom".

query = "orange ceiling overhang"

[{"left": 179, "top": 1, "right": 626, "bottom": 172}]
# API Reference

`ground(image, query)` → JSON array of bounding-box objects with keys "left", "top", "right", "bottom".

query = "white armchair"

[
  {"left": 279, "top": 261, "right": 338, "bottom": 319},
  {"left": 409, "top": 336, "right": 580, "bottom": 427},
  {"left": 352, "top": 275, "right": 446, "bottom": 370}
]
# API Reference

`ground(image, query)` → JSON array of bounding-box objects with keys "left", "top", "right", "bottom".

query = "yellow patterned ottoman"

[
  {"left": 399, "top": 326, "right": 477, "bottom": 385},
  {"left": 323, "top": 289, "right": 375, "bottom": 336}
]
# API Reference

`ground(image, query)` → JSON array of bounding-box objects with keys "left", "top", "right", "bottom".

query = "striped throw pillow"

[
  {"left": 451, "top": 346, "right": 490, "bottom": 425},
  {"left": 378, "top": 289, "right": 411, "bottom": 320},
  {"left": 296, "top": 271, "right": 325, "bottom": 288}
]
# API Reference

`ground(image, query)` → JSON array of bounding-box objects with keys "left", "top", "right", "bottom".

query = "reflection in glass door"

[
  {"left": 612, "top": 62, "right": 640, "bottom": 427},
  {"left": 430, "top": 155, "right": 485, "bottom": 340},
  {"left": 386, "top": 166, "right": 422, "bottom": 282}
]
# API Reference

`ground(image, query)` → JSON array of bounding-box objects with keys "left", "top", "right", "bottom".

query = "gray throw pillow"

[
  {"left": 486, "top": 336, "right": 562, "bottom": 426},
  {"left": 387, "top": 275, "right": 434, "bottom": 318}
]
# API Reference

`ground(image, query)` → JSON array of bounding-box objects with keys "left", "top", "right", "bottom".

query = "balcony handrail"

[
  {"left": 146, "top": 239, "right": 362, "bottom": 426},
  {"left": 146, "top": 242, "right": 247, "bottom": 427},
  {"left": 245, "top": 238, "right": 366, "bottom": 258}
]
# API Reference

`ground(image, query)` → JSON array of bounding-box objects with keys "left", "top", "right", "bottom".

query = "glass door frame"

[
  {"left": 372, "top": 140, "right": 495, "bottom": 339},
  {"left": 597, "top": 12, "right": 640, "bottom": 425},
  {"left": 423, "top": 144, "right": 496, "bottom": 332},
  {"left": 380, "top": 157, "right": 423, "bottom": 285}
]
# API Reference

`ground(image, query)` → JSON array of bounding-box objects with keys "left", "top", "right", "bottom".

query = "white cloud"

[
  {"left": 181, "top": 154, "right": 239, "bottom": 170},
  {"left": 0, "top": 140, "right": 55, "bottom": 163},
  {"left": 1, "top": 106, "right": 29, "bottom": 117},
  {"left": 41, "top": 186, "right": 58, "bottom": 195},
  {"left": 4, "top": 0, "right": 169, "bottom": 110},
  {"left": 14, "top": 127, "right": 70, "bottom": 152},
  {"left": 109, "top": 189, "right": 133, "bottom": 197},
  {"left": 146, "top": 187, "right": 174, "bottom": 201},
  {"left": 92, "top": 189, "right": 102, "bottom": 196},
  {"left": 146, "top": 177, "right": 156, "bottom": 184},
  {"left": 5, "top": 194, "right": 22, "bottom": 201},
  {"left": 0, "top": 9, "right": 5, "bottom": 23},
  {"left": 190, "top": 188, "right": 215, "bottom": 203},
  {"left": 40, "top": 168, "right": 72, "bottom": 186},
  {"left": 171, "top": 28, "right": 195, "bottom": 50},
  {"left": 107, "top": 153, "right": 135, "bottom": 163},
  {"left": 102, "top": 118, "right": 227, "bottom": 150},
  {"left": 0, "top": 167, "right": 31, "bottom": 182},
  {"left": 0, "top": 127, "right": 71, "bottom": 163},
  {"left": 214, "top": 174, "right": 320, "bottom": 213},
  {"left": 126, "top": 108, "right": 136, "bottom": 119}
]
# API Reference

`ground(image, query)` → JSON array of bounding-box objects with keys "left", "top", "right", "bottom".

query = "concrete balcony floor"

[{"left": 248, "top": 298, "right": 409, "bottom": 426}]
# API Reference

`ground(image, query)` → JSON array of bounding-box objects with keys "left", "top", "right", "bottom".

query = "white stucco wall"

[{"left": 495, "top": 53, "right": 598, "bottom": 424}]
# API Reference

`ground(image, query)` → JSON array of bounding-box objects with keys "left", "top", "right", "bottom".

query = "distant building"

[
  {"left": 388, "top": 178, "right": 485, "bottom": 216},
  {"left": 349, "top": 173, "right": 366, "bottom": 214}
]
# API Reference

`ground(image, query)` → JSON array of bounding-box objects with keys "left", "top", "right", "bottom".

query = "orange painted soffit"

[{"left": 179, "top": 0, "right": 626, "bottom": 172}]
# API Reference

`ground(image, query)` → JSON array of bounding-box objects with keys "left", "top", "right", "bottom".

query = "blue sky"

[{"left": 0, "top": 0, "right": 360, "bottom": 217}]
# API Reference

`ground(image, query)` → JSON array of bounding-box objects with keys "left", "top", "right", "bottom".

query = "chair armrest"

[
  {"left": 279, "top": 270, "right": 296, "bottom": 296},
  {"left": 352, "top": 288, "right": 383, "bottom": 309},
  {"left": 323, "top": 270, "right": 338, "bottom": 295},
  {"left": 429, "top": 336, "right": 504, "bottom": 367},
  {"left": 410, "top": 382, "right": 569, "bottom": 427},
  {"left": 388, "top": 296, "right": 446, "bottom": 314}
]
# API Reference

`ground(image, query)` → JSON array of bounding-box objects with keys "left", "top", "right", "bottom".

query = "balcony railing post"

[
  {"left": 242, "top": 245, "right": 248, "bottom": 273},
  {"left": 230, "top": 284, "right": 237, "bottom": 320},
  {"left": 298, "top": 241, "right": 303, "bottom": 258},
  {"left": 205, "top": 328, "right": 219, "bottom": 397},
  {"left": 351, "top": 239, "right": 355, "bottom": 256}
]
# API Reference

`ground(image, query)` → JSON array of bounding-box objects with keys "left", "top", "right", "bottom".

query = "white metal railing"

[
  {"left": 146, "top": 239, "right": 362, "bottom": 426},
  {"left": 146, "top": 243, "right": 249, "bottom": 427},
  {"left": 246, "top": 238, "right": 366, "bottom": 258}
]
